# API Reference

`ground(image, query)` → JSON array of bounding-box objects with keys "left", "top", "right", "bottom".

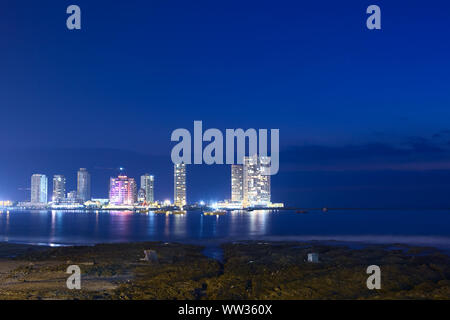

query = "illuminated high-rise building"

[
  {"left": 31, "top": 174, "right": 48, "bottom": 204},
  {"left": 109, "top": 175, "right": 137, "bottom": 205},
  {"left": 231, "top": 164, "right": 243, "bottom": 202},
  {"left": 243, "top": 155, "right": 271, "bottom": 207},
  {"left": 140, "top": 174, "right": 154, "bottom": 203},
  {"left": 174, "top": 163, "right": 186, "bottom": 208},
  {"left": 52, "top": 175, "right": 66, "bottom": 202},
  {"left": 77, "top": 168, "right": 91, "bottom": 202}
]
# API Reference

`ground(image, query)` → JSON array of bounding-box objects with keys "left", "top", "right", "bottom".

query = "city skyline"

[{"left": 11, "top": 156, "right": 279, "bottom": 209}]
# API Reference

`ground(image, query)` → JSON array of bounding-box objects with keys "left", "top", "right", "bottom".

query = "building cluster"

[
  {"left": 21, "top": 168, "right": 157, "bottom": 209},
  {"left": 26, "top": 168, "right": 91, "bottom": 208},
  {"left": 217, "top": 155, "right": 282, "bottom": 209},
  {"left": 108, "top": 173, "right": 155, "bottom": 206},
  {"left": 13, "top": 155, "right": 282, "bottom": 210}
]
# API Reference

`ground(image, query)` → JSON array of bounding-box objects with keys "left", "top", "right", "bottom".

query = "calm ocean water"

[{"left": 0, "top": 209, "right": 449, "bottom": 248}]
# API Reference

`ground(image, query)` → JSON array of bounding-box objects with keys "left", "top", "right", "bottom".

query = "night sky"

[{"left": 1, "top": 0, "right": 450, "bottom": 207}]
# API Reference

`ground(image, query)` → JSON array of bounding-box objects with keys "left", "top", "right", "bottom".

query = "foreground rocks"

[{"left": 0, "top": 241, "right": 448, "bottom": 299}]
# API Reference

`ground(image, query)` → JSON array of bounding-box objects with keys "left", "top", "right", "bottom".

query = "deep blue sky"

[{"left": 1, "top": 0, "right": 450, "bottom": 207}]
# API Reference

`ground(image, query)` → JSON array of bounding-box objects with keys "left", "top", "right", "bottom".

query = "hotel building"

[
  {"left": 140, "top": 174, "right": 154, "bottom": 203},
  {"left": 31, "top": 174, "right": 48, "bottom": 204},
  {"left": 243, "top": 155, "right": 271, "bottom": 207},
  {"left": 174, "top": 163, "right": 186, "bottom": 208},
  {"left": 52, "top": 175, "right": 66, "bottom": 202},
  {"left": 109, "top": 175, "right": 137, "bottom": 205},
  {"left": 77, "top": 168, "right": 91, "bottom": 202},
  {"left": 231, "top": 164, "right": 244, "bottom": 202}
]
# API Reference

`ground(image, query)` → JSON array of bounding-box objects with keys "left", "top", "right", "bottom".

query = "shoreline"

[{"left": 1, "top": 234, "right": 450, "bottom": 251}]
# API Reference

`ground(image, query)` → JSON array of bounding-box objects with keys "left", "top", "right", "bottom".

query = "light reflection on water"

[
  {"left": 0, "top": 209, "right": 449, "bottom": 248},
  {"left": 249, "top": 210, "right": 268, "bottom": 236}
]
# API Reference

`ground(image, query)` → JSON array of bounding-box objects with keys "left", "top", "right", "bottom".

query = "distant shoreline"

[
  {"left": 3, "top": 207, "right": 450, "bottom": 212},
  {"left": 3, "top": 206, "right": 450, "bottom": 211},
  {"left": 1, "top": 235, "right": 450, "bottom": 252}
]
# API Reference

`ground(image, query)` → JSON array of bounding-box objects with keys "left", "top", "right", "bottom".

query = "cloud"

[{"left": 280, "top": 133, "right": 450, "bottom": 172}]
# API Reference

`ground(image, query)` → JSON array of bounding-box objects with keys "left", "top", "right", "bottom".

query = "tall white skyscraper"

[
  {"left": 174, "top": 163, "right": 186, "bottom": 208},
  {"left": 243, "top": 155, "right": 271, "bottom": 207},
  {"left": 140, "top": 174, "right": 154, "bottom": 203},
  {"left": 231, "top": 164, "right": 244, "bottom": 202},
  {"left": 77, "top": 168, "right": 91, "bottom": 202},
  {"left": 31, "top": 174, "right": 48, "bottom": 204},
  {"left": 52, "top": 175, "right": 66, "bottom": 202}
]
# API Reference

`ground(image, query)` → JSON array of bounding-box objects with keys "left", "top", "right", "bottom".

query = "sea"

[{"left": 0, "top": 209, "right": 449, "bottom": 250}]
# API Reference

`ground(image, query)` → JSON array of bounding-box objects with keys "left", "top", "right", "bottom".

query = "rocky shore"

[{"left": 0, "top": 241, "right": 449, "bottom": 300}]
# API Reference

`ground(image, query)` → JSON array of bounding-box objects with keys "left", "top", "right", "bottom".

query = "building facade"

[
  {"left": 52, "top": 175, "right": 66, "bottom": 202},
  {"left": 140, "top": 174, "right": 154, "bottom": 203},
  {"left": 31, "top": 174, "right": 48, "bottom": 204},
  {"left": 109, "top": 175, "right": 137, "bottom": 205},
  {"left": 137, "top": 188, "right": 146, "bottom": 203},
  {"left": 67, "top": 190, "right": 78, "bottom": 202},
  {"left": 231, "top": 164, "right": 244, "bottom": 202},
  {"left": 243, "top": 155, "right": 271, "bottom": 207},
  {"left": 77, "top": 168, "right": 91, "bottom": 202},
  {"left": 174, "top": 163, "right": 186, "bottom": 207}
]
